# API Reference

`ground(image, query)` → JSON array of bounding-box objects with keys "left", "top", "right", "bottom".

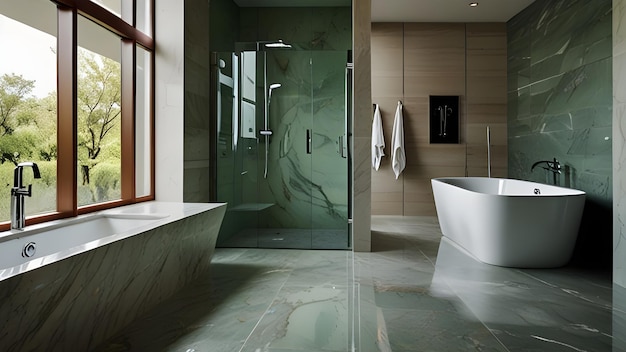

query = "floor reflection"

[
  {"left": 95, "top": 215, "right": 616, "bottom": 351},
  {"left": 95, "top": 249, "right": 353, "bottom": 352},
  {"left": 357, "top": 215, "right": 614, "bottom": 352}
]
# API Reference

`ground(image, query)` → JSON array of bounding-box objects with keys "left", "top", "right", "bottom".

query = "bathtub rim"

[
  {"left": 0, "top": 212, "right": 171, "bottom": 244},
  {"left": 0, "top": 201, "right": 227, "bottom": 282}
]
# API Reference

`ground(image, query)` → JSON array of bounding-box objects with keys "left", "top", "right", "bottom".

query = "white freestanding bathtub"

[{"left": 431, "top": 177, "right": 586, "bottom": 268}]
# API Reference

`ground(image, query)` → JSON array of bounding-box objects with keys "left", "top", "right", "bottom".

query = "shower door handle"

[
  {"left": 306, "top": 129, "right": 312, "bottom": 154},
  {"left": 338, "top": 135, "right": 347, "bottom": 158}
]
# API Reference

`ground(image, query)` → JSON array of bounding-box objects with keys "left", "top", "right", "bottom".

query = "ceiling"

[
  {"left": 233, "top": 0, "right": 536, "bottom": 23},
  {"left": 372, "top": 0, "right": 535, "bottom": 22}
]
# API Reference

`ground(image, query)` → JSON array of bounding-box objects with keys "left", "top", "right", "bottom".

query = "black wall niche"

[{"left": 429, "top": 95, "right": 459, "bottom": 144}]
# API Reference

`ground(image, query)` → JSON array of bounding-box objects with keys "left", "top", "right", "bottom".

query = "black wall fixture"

[{"left": 429, "top": 95, "right": 459, "bottom": 144}]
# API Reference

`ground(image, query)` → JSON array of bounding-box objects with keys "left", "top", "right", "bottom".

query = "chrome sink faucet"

[
  {"left": 531, "top": 157, "right": 561, "bottom": 185},
  {"left": 11, "top": 162, "right": 41, "bottom": 230}
]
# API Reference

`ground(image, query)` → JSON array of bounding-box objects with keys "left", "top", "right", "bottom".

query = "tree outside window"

[{"left": 0, "top": 0, "right": 154, "bottom": 229}]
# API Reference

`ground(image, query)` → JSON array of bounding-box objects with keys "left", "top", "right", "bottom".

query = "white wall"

[{"left": 154, "top": 0, "right": 184, "bottom": 202}]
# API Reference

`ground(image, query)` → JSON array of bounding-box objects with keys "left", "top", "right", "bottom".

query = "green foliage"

[
  {"left": 0, "top": 161, "right": 56, "bottom": 222},
  {"left": 75, "top": 50, "right": 122, "bottom": 196},
  {"left": 91, "top": 162, "right": 120, "bottom": 190},
  {"left": 90, "top": 162, "right": 121, "bottom": 202},
  {"left": 0, "top": 163, "right": 14, "bottom": 221},
  {"left": 0, "top": 162, "right": 13, "bottom": 188},
  {"left": 0, "top": 127, "right": 38, "bottom": 165},
  {"left": 0, "top": 75, "right": 56, "bottom": 165},
  {"left": 0, "top": 51, "right": 123, "bottom": 217},
  {"left": 77, "top": 50, "right": 121, "bottom": 162},
  {"left": 0, "top": 73, "right": 35, "bottom": 136},
  {"left": 35, "top": 161, "right": 57, "bottom": 187}
]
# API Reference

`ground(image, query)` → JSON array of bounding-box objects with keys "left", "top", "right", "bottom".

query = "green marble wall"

[
  {"left": 0, "top": 206, "right": 226, "bottom": 350},
  {"left": 209, "top": 0, "right": 239, "bottom": 52},
  {"left": 614, "top": 0, "right": 626, "bottom": 347},
  {"left": 259, "top": 49, "right": 348, "bottom": 230},
  {"left": 239, "top": 7, "right": 351, "bottom": 51},
  {"left": 213, "top": 6, "right": 352, "bottom": 247},
  {"left": 507, "top": 0, "right": 612, "bottom": 267},
  {"left": 183, "top": 0, "right": 211, "bottom": 203}
]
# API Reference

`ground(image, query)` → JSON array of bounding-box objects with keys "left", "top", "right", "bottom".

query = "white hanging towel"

[
  {"left": 391, "top": 101, "right": 406, "bottom": 179},
  {"left": 371, "top": 104, "right": 385, "bottom": 170}
]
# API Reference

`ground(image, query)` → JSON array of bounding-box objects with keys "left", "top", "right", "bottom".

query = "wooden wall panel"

[
  {"left": 403, "top": 23, "right": 466, "bottom": 97},
  {"left": 371, "top": 22, "right": 507, "bottom": 216},
  {"left": 403, "top": 23, "right": 465, "bottom": 215},
  {"left": 371, "top": 23, "right": 404, "bottom": 99},
  {"left": 466, "top": 23, "right": 508, "bottom": 178},
  {"left": 371, "top": 23, "right": 404, "bottom": 215}
]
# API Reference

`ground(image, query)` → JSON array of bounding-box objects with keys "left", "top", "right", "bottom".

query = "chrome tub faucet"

[
  {"left": 11, "top": 162, "right": 41, "bottom": 230},
  {"left": 531, "top": 157, "right": 561, "bottom": 185}
]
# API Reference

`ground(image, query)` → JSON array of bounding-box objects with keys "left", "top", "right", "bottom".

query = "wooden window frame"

[{"left": 0, "top": 0, "right": 154, "bottom": 231}]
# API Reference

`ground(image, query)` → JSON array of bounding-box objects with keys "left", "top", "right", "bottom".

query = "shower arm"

[
  {"left": 261, "top": 90, "right": 272, "bottom": 136},
  {"left": 262, "top": 83, "right": 281, "bottom": 179},
  {"left": 261, "top": 83, "right": 281, "bottom": 137}
]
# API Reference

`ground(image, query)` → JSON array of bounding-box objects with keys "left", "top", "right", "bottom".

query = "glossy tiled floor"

[
  {"left": 95, "top": 248, "right": 354, "bottom": 351},
  {"left": 219, "top": 228, "right": 350, "bottom": 250},
  {"left": 359, "top": 216, "right": 614, "bottom": 352},
  {"left": 96, "top": 216, "right": 616, "bottom": 351}
]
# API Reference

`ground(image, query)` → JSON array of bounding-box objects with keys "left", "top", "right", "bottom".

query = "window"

[
  {"left": 90, "top": 0, "right": 122, "bottom": 18},
  {"left": 135, "top": 46, "right": 152, "bottom": 198},
  {"left": 77, "top": 15, "right": 122, "bottom": 206},
  {"left": 0, "top": 0, "right": 58, "bottom": 222},
  {"left": 0, "top": 0, "right": 154, "bottom": 230}
]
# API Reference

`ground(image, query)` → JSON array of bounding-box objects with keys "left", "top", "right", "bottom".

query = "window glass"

[
  {"left": 90, "top": 0, "right": 122, "bottom": 18},
  {"left": 0, "top": 0, "right": 154, "bottom": 230},
  {"left": 136, "top": 46, "right": 152, "bottom": 197},
  {"left": 77, "top": 15, "right": 122, "bottom": 206},
  {"left": 137, "top": 0, "right": 152, "bottom": 37},
  {"left": 0, "top": 0, "right": 58, "bottom": 221}
]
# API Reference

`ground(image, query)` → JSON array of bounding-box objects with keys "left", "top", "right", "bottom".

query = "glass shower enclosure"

[{"left": 212, "top": 42, "right": 351, "bottom": 250}]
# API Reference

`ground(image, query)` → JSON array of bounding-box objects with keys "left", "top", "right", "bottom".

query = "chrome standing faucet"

[
  {"left": 531, "top": 157, "right": 561, "bottom": 185},
  {"left": 11, "top": 162, "right": 41, "bottom": 230}
]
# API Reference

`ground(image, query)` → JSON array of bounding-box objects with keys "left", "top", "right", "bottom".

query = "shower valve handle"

[{"left": 306, "top": 129, "right": 312, "bottom": 154}]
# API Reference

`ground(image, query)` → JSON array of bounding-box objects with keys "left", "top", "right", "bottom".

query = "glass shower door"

[
  {"left": 214, "top": 50, "right": 264, "bottom": 247},
  {"left": 310, "top": 51, "right": 349, "bottom": 249},
  {"left": 259, "top": 48, "right": 314, "bottom": 248},
  {"left": 213, "top": 48, "right": 350, "bottom": 250}
]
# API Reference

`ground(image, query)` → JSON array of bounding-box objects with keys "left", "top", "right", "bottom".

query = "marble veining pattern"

[
  {"left": 359, "top": 216, "right": 614, "bottom": 351},
  {"left": 215, "top": 7, "right": 352, "bottom": 248},
  {"left": 615, "top": 0, "right": 626, "bottom": 349},
  {"left": 219, "top": 228, "right": 349, "bottom": 249},
  {"left": 95, "top": 249, "right": 353, "bottom": 352},
  {"left": 0, "top": 205, "right": 225, "bottom": 351},
  {"left": 260, "top": 49, "right": 349, "bottom": 231},
  {"left": 507, "top": 0, "right": 612, "bottom": 195},
  {"left": 507, "top": 0, "right": 613, "bottom": 272},
  {"left": 90, "top": 216, "right": 615, "bottom": 351}
]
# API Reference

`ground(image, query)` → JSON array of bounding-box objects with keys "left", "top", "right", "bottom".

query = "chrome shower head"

[
  {"left": 265, "top": 40, "right": 291, "bottom": 49},
  {"left": 268, "top": 83, "right": 281, "bottom": 106}
]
